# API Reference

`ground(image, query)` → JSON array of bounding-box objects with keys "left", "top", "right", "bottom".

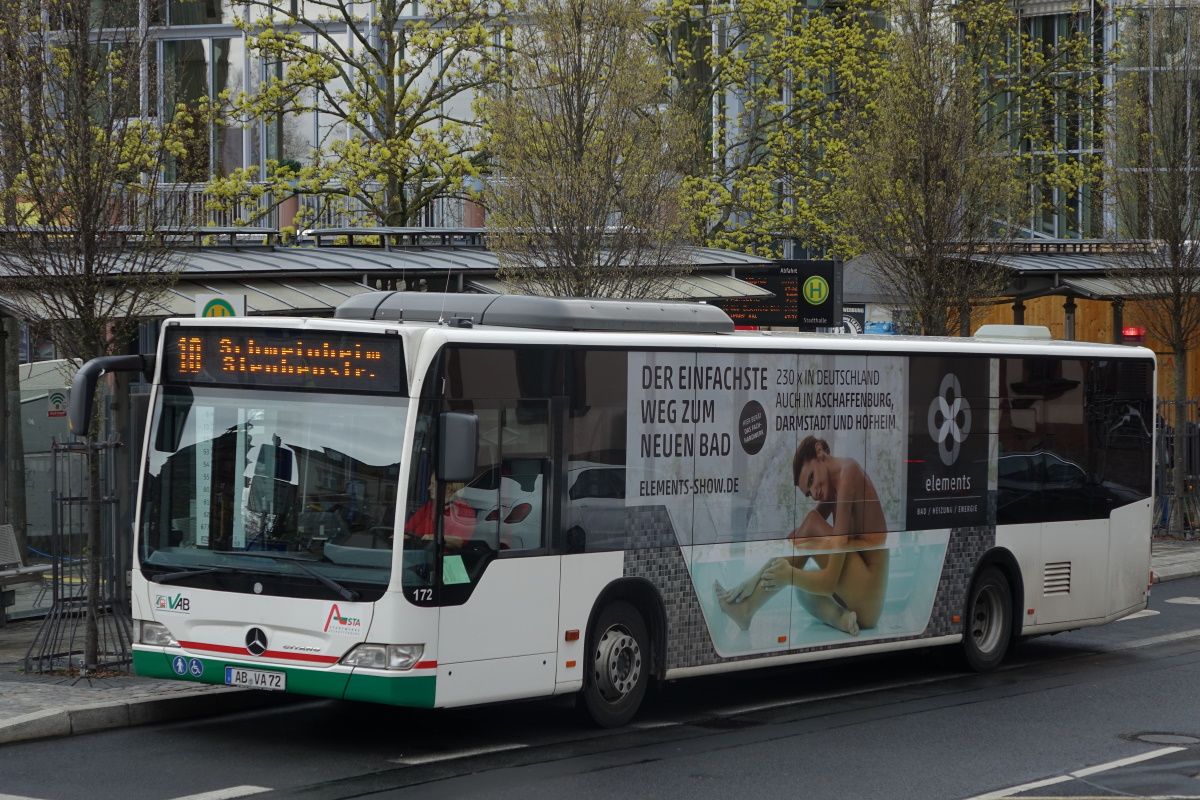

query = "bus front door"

[{"left": 435, "top": 404, "right": 561, "bottom": 707}]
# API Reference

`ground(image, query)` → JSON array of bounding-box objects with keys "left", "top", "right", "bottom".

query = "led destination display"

[{"left": 164, "top": 328, "right": 404, "bottom": 393}]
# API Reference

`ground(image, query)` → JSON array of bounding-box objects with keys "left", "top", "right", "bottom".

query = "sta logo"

[
  {"left": 156, "top": 594, "right": 190, "bottom": 612},
  {"left": 324, "top": 604, "right": 362, "bottom": 634}
]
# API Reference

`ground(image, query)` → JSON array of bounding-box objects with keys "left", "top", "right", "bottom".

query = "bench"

[{"left": 0, "top": 524, "right": 51, "bottom": 625}]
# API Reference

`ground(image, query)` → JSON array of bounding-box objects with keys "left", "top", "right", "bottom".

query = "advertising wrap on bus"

[{"left": 627, "top": 352, "right": 996, "bottom": 657}]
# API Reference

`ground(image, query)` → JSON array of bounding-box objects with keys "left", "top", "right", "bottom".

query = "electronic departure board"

[
  {"left": 715, "top": 260, "right": 841, "bottom": 330},
  {"left": 716, "top": 267, "right": 800, "bottom": 327},
  {"left": 163, "top": 328, "right": 404, "bottom": 394}
]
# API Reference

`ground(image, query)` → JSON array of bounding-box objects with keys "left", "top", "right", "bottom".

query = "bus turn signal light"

[{"left": 565, "top": 630, "right": 580, "bottom": 641}]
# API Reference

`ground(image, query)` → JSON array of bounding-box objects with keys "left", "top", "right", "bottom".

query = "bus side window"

[{"left": 564, "top": 350, "right": 628, "bottom": 553}]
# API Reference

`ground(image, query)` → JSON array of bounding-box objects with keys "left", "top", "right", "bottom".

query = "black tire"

[
  {"left": 580, "top": 601, "right": 649, "bottom": 728},
  {"left": 962, "top": 567, "right": 1012, "bottom": 672}
]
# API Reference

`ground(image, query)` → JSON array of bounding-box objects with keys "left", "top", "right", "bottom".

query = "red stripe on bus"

[
  {"left": 179, "top": 640, "right": 339, "bottom": 664},
  {"left": 414, "top": 660, "right": 437, "bottom": 670}
]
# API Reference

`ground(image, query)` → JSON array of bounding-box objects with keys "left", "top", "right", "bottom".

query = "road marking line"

[
  {"left": 964, "top": 747, "right": 1187, "bottom": 799},
  {"left": 1116, "top": 628, "right": 1200, "bottom": 651},
  {"left": 1166, "top": 596, "right": 1200, "bottom": 605},
  {"left": 0, "top": 794, "right": 52, "bottom": 800},
  {"left": 714, "top": 672, "right": 953, "bottom": 717},
  {"left": 389, "top": 743, "right": 528, "bottom": 765},
  {"left": 630, "top": 719, "right": 678, "bottom": 730},
  {"left": 708, "top": 626, "right": 1200, "bottom": 721},
  {"left": 166, "top": 788, "right": 270, "bottom": 800},
  {"left": 965, "top": 774, "right": 1073, "bottom": 798},
  {"left": 1120, "top": 609, "right": 1161, "bottom": 620},
  {"left": 1070, "top": 746, "right": 1186, "bottom": 777}
]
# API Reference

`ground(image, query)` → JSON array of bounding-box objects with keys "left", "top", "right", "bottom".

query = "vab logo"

[
  {"left": 324, "top": 604, "right": 362, "bottom": 634},
  {"left": 927, "top": 373, "right": 972, "bottom": 466},
  {"left": 155, "top": 594, "right": 190, "bottom": 612}
]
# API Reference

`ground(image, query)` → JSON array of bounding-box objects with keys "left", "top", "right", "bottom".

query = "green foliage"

[
  {"left": 208, "top": 0, "right": 512, "bottom": 227},
  {"left": 652, "top": 0, "right": 887, "bottom": 255}
]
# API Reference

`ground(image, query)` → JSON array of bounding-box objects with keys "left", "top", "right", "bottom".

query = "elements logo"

[
  {"left": 802, "top": 275, "right": 830, "bottom": 306},
  {"left": 324, "top": 604, "right": 363, "bottom": 635},
  {"left": 927, "top": 372, "right": 972, "bottom": 465}
]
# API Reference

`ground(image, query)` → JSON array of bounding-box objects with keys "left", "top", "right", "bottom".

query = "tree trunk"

[
  {"left": 84, "top": 441, "right": 101, "bottom": 669},
  {"left": 4, "top": 316, "right": 26, "bottom": 554},
  {"left": 1173, "top": 347, "right": 1189, "bottom": 537}
]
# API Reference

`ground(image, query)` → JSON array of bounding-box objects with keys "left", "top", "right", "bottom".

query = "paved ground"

[{"left": 0, "top": 537, "right": 1197, "bottom": 747}]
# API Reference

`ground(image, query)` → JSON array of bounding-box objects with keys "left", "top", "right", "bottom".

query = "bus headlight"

[
  {"left": 137, "top": 621, "right": 180, "bottom": 648},
  {"left": 340, "top": 644, "right": 424, "bottom": 670}
]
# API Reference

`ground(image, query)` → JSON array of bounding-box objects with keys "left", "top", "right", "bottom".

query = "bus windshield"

[{"left": 138, "top": 386, "right": 406, "bottom": 601}]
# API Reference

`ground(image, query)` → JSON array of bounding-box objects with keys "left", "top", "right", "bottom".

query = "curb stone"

[
  {"left": 1153, "top": 565, "right": 1200, "bottom": 584},
  {"left": 0, "top": 685, "right": 301, "bottom": 745}
]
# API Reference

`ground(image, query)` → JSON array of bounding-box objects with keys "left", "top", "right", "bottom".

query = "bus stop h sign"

[{"left": 796, "top": 260, "right": 842, "bottom": 330}]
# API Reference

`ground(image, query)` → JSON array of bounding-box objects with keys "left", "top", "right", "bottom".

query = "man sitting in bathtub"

[{"left": 715, "top": 436, "right": 890, "bottom": 637}]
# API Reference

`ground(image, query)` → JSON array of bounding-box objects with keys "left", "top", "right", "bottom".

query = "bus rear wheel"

[
  {"left": 580, "top": 601, "right": 649, "bottom": 728},
  {"left": 962, "top": 567, "right": 1012, "bottom": 672}
]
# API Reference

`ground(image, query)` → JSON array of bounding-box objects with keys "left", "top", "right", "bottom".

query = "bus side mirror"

[
  {"left": 68, "top": 354, "right": 156, "bottom": 437},
  {"left": 439, "top": 412, "right": 478, "bottom": 483}
]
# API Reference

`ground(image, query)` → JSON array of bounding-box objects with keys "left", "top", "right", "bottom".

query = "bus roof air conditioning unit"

[
  {"left": 335, "top": 291, "right": 735, "bottom": 334},
  {"left": 973, "top": 324, "right": 1053, "bottom": 341}
]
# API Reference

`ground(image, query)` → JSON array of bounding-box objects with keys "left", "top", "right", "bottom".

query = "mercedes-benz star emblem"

[{"left": 245, "top": 627, "right": 268, "bottom": 657}]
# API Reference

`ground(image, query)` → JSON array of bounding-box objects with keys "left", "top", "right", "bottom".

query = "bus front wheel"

[
  {"left": 962, "top": 567, "right": 1012, "bottom": 672},
  {"left": 580, "top": 601, "right": 649, "bottom": 728}
]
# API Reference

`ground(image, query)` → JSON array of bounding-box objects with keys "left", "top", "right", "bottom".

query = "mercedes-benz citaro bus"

[{"left": 69, "top": 292, "right": 1156, "bottom": 727}]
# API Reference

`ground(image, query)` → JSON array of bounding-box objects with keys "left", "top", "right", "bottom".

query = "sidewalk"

[
  {"left": 2, "top": 539, "right": 1199, "bottom": 748},
  {"left": 1151, "top": 536, "right": 1200, "bottom": 583},
  {"left": 0, "top": 615, "right": 298, "bottom": 746}
]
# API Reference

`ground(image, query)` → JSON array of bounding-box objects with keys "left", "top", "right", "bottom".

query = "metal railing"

[
  {"left": 149, "top": 184, "right": 476, "bottom": 230},
  {"left": 24, "top": 438, "right": 130, "bottom": 673},
  {"left": 1156, "top": 400, "right": 1200, "bottom": 539}
]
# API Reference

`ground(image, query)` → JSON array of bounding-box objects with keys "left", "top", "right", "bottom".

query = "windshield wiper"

[
  {"left": 150, "top": 566, "right": 228, "bottom": 584},
  {"left": 214, "top": 551, "right": 360, "bottom": 601}
]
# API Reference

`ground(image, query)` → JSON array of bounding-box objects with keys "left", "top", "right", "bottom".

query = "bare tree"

[
  {"left": 0, "top": 0, "right": 195, "bottom": 667},
  {"left": 836, "top": 0, "right": 1102, "bottom": 336},
  {"left": 481, "top": 0, "right": 697, "bottom": 298},
  {"left": 1106, "top": 2, "right": 1200, "bottom": 535}
]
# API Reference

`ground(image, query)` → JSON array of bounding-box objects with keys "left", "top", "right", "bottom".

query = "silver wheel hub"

[
  {"left": 970, "top": 584, "right": 1003, "bottom": 654},
  {"left": 594, "top": 625, "right": 642, "bottom": 702}
]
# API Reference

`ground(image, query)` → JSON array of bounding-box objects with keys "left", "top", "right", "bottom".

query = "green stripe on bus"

[
  {"left": 132, "top": 650, "right": 350, "bottom": 698},
  {"left": 133, "top": 650, "right": 436, "bottom": 706},
  {"left": 343, "top": 672, "right": 436, "bottom": 707}
]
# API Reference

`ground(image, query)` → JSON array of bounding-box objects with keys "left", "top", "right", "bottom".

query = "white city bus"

[{"left": 74, "top": 292, "right": 1155, "bottom": 726}]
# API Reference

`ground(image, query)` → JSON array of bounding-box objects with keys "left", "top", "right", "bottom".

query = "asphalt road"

[{"left": 3, "top": 577, "right": 1200, "bottom": 800}]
